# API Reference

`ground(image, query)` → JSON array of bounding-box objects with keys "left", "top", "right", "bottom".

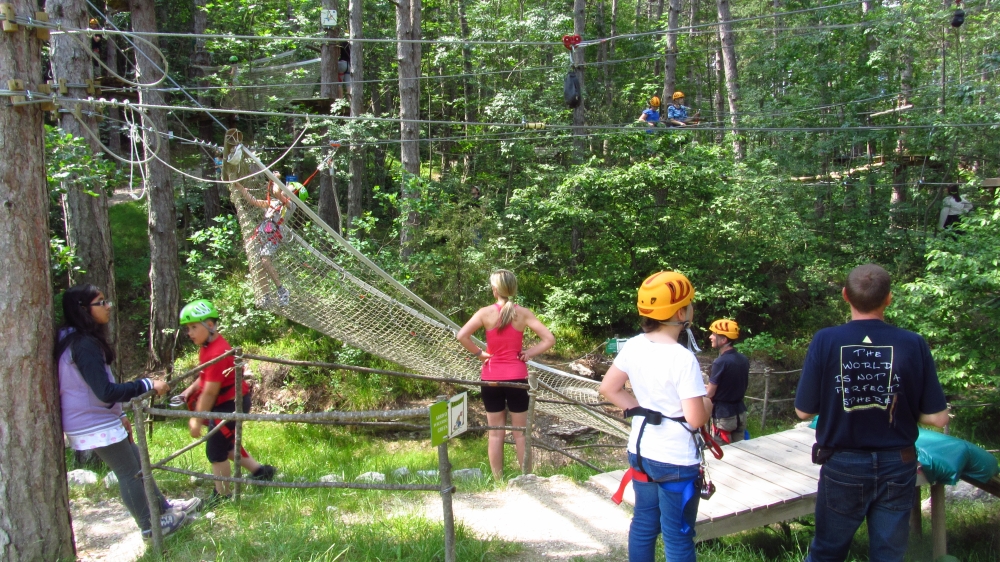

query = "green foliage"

[{"left": 44, "top": 126, "right": 118, "bottom": 199}]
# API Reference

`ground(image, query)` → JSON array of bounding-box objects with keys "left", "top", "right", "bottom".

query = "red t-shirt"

[{"left": 197, "top": 335, "right": 249, "bottom": 407}]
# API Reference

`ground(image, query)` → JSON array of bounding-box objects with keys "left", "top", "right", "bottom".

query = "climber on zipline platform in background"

[
  {"left": 637, "top": 96, "right": 662, "bottom": 132},
  {"left": 666, "top": 92, "right": 700, "bottom": 127},
  {"left": 235, "top": 179, "right": 308, "bottom": 307}
]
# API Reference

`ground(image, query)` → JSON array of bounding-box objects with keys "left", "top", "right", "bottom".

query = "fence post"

[
  {"left": 232, "top": 346, "right": 244, "bottom": 501},
  {"left": 521, "top": 372, "right": 538, "bottom": 474},
  {"left": 436, "top": 395, "right": 457, "bottom": 562},
  {"left": 132, "top": 399, "right": 163, "bottom": 554},
  {"left": 760, "top": 369, "right": 771, "bottom": 430}
]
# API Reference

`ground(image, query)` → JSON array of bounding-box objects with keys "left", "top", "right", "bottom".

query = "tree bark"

[
  {"left": 397, "top": 0, "right": 421, "bottom": 257},
  {"left": 663, "top": 0, "right": 680, "bottom": 102},
  {"left": 0, "top": 0, "right": 76, "bottom": 556},
  {"left": 347, "top": 0, "right": 364, "bottom": 228},
  {"left": 192, "top": 0, "right": 221, "bottom": 223},
  {"left": 716, "top": 0, "right": 743, "bottom": 159},
  {"left": 130, "top": 0, "right": 180, "bottom": 371},
  {"left": 605, "top": 0, "right": 617, "bottom": 107},
  {"left": 571, "top": 0, "right": 586, "bottom": 156},
  {"left": 318, "top": 0, "right": 344, "bottom": 232},
  {"left": 103, "top": 9, "right": 123, "bottom": 158},
  {"left": 48, "top": 0, "right": 121, "bottom": 377}
]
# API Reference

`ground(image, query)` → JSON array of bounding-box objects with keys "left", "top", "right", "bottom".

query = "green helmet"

[
  {"left": 288, "top": 181, "right": 308, "bottom": 201},
  {"left": 179, "top": 299, "right": 219, "bottom": 324}
]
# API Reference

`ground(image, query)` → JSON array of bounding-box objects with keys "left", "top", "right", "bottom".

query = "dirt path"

[
  {"left": 71, "top": 497, "right": 145, "bottom": 562},
  {"left": 423, "top": 474, "right": 631, "bottom": 561}
]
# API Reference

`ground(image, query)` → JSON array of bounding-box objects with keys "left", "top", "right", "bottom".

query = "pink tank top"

[{"left": 482, "top": 304, "right": 528, "bottom": 381}]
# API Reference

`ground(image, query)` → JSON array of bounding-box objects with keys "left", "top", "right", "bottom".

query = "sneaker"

[
  {"left": 255, "top": 293, "right": 272, "bottom": 308},
  {"left": 276, "top": 286, "right": 290, "bottom": 306},
  {"left": 141, "top": 508, "right": 186, "bottom": 542},
  {"left": 250, "top": 464, "right": 276, "bottom": 482},
  {"left": 167, "top": 496, "right": 202, "bottom": 515}
]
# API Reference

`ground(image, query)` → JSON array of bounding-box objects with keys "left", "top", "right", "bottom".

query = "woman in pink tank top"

[{"left": 457, "top": 270, "right": 555, "bottom": 480}]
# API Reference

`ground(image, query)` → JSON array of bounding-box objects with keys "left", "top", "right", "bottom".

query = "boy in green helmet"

[{"left": 176, "top": 300, "right": 276, "bottom": 501}]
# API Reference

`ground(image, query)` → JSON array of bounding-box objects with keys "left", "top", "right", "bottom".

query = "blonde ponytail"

[{"left": 490, "top": 269, "right": 518, "bottom": 329}]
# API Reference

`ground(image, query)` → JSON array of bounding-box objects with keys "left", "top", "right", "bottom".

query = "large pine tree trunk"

[
  {"left": 48, "top": 0, "right": 121, "bottom": 377},
  {"left": 396, "top": 0, "right": 421, "bottom": 257},
  {"left": 0, "top": 1, "right": 76, "bottom": 556},
  {"left": 192, "top": 0, "right": 221, "bottom": 223},
  {"left": 130, "top": 0, "right": 180, "bottom": 371},
  {"left": 716, "top": 0, "right": 743, "bottom": 159},
  {"left": 605, "top": 0, "right": 617, "bottom": 107},
  {"left": 347, "top": 0, "right": 364, "bottom": 228},
  {"left": 319, "top": 0, "right": 343, "bottom": 232},
  {"left": 571, "top": 0, "right": 586, "bottom": 156},
  {"left": 663, "top": 0, "right": 680, "bottom": 101}
]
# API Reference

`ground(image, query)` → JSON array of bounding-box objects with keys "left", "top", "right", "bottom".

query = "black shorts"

[
  {"left": 481, "top": 379, "right": 529, "bottom": 413},
  {"left": 206, "top": 394, "right": 252, "bottom": 463}
]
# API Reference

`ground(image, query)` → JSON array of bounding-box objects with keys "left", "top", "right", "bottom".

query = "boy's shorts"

[
  {"left": 256, "top": 221, "right": 282, "bottom": 256},
  {"left": 207, "top": 394, "right": 252, "bottom": 463},
  {"left": 481, "top": 379, "right": 529, "bottom": 414}
]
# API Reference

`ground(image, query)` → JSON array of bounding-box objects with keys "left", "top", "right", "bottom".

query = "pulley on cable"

[
  {"left": 562, "top": 35, "right": 583, "bottom": 109},
  {"left": 951, "top": 0, "right": 964, "bottom": 27}
]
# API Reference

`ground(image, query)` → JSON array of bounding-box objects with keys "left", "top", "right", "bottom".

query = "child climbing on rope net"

[{"left": 234, "top": 179, "right": 308, "bottom": 307}]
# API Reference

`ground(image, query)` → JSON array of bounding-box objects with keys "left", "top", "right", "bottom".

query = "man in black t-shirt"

[
  {"left": 707, "top": 319, "right": 749, "bottom": 443},
  {"left": 795, "top": 264, "right": 949, "bottom": 562}
]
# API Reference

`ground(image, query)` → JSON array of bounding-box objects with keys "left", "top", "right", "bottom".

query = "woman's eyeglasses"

[{"left": 88, "top": 300, "right": 113, "bottom": 308}]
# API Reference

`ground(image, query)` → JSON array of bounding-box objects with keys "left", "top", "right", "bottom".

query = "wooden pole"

[
  {"left": 521, "top": 373, "right": 537, "bottom": 474},
  {"left": 760, "top": 370, "right": 770, "bottom": 430},
  {"left": 909, "top": 486, "right": 922, "bottom": 538},
  {"left": 132, "top": 399, "right": 163, "bottom": 553},
  {"left": 436, "top": 395, "right": 457, "bottom": 562},
  {"left": 232, "top": 346, "right": 245, "bottom": 500},
  {"left": 930, "top": 483, "right": 947, "bottom": 558}
]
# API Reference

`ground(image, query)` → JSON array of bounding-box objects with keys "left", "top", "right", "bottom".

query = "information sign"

[{"left": 430, "top": 392, "right": 468, "bottom": 446}]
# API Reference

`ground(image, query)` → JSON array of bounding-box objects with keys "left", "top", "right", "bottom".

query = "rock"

[
  {"left": 568, "top": 360, "right": 595, "bottom": 378},
  {"left": 356, "top": 471, "right": 385, "bottom": 483},
  {"left": 319, "top": 474, "right": 343, "bottom": 483},
  {"left": 548, "top": 474, "right": 570, "bottom": 483},
  {"left": 67, "top": 469, "right": 98, "bottom": 487},
  {"left": 326, "top": 505, "right": 338, "bottom": 513},
  {"left": 392, "top": 467, "right": 411, "bottom": 479},
  {"left": 452, "top": 468, "right": 482, "bottom": 481},
  {"left": 920, "top": 481, "right": 999, "bottom": 514},
  {"left": 546, "top": 422, "right": 597, "bottom": 440},
  {"left": 508, "top": 474, "right": 545, "bottom": 487},
  {"left": 417, "top": 470, "right": 439, "bottom": 479},
  {"left": 103, "top": 472, "right": 119, "bottom": 488}
]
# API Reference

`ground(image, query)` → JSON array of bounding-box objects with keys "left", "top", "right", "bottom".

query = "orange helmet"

[
  {"left": 672, "top": 91, "right": 684, "bottom": 100},
  {"left": 709, "top": 319, "right": 739, "bottom": 340},
  {"left": 649, "top": 96, "right": 661, "bottom": 108},
  {"left": 637, "top": 271, "right": 695, "bottom": 321}
]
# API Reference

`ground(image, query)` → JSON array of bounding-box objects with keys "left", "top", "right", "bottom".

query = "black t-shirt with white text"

[
  {"left": 794, "top": 319, "right": 947, "bottom": 451},
  {"left": 710, "top": 349, "right": 749, "bottom": 419}
]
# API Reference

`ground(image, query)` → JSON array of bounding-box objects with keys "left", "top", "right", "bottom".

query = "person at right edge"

[
  {"left": 795, "top": 264, "right": 950, "bottom": 562},
  {"left": 600, "top": 271, "right": 711, "bottom": 562},
  {"left": 707, "top": 319, "right": 749, "bottom": 444}
]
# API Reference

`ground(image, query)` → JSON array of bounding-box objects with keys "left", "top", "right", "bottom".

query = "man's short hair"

[{"left": 845, "top": 264, "right": 891, "bottom": 313}]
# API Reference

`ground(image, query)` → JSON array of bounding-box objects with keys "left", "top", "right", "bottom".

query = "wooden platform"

[{"left": 589, "top": 425, "right": 932, "bottom": 543}]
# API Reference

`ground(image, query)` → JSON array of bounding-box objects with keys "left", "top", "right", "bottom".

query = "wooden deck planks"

[{"left": 729, "top": 437, "right": 822, "bottom": 480}]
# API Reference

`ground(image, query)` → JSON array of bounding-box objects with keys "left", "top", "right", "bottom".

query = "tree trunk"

[
  {"left": 104, "top": 11, "right": 123, "bottom": 158},
  {"left": 663, "top": 0, "right": 680, "bottom": 102},
  {"left": 192, "top": 0, "right": 221, "bottom": 223},
  {"left": 397, "top": 0, "right": 421, "bottom": 257},
  {"left": 713, "top": 46, "right": 724, "bottom": 143},
  {"left": 716, "top": 0, "right": 743, "bottom": 159},
  {"left": 605, "top": 0, "right": 617, "bottom": 107},
  {"left": 318, "top": 0, "right": 344, "bottom": 232},
  {"left": 571, "top": 0, "right": 586, "bottom": 156},
  {"left": 48, "top": 0, "right": 121, "bottom": 378},
  {"left": 0, "top": 1, "right": 76, "bottom": 556},
  {"left": 130, "top": 0, "right": 180, "bottom": 371},
  {"left": 347, "top": 0, "right": 364, "bottom": 228}
]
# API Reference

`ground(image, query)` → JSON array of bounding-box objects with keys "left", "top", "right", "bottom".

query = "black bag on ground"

[{"left": 564, "top": 70, "right": 582, "bottom": 108}]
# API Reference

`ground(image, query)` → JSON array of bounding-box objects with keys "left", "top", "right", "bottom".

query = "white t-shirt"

[{"left": 613, "top": 334, "right": 707, "bottom": 466}]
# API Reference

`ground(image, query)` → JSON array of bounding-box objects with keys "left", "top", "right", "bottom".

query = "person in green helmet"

[
  {"left": 234, "top": 178, "right": 306, "bottom": 307},
  {"left": 176, "top": 300, "right": 276, "bottom": 502}
]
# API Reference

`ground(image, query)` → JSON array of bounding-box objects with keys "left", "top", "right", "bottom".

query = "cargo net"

[{"left": 221, "top": 136, "right": 629, "bottom": 439}]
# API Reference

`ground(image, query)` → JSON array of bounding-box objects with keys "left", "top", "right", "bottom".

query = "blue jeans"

[
  {"left": 806, "top": 450, "right": 916, "bottom": 562},
  {"left": 627, "top": 453, "right": 700, "bottom": 562}
]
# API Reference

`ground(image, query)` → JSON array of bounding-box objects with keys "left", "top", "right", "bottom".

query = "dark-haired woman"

[
  {"left": 938, "top": 184, "right": 973, "bottom": 231},
  {"left": 57, "top": 284, "right": 200, "bottom": 541},
  {"left": 456, "top": 270, "right": 555, "bottom": 479}
]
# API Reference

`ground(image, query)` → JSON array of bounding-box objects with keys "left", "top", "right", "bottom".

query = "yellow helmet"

[
  {"left": 650, "top": 96, "right": 661, "bottom": 108},
  {"left": 709, "top": 319, "right": 739, "bottom": 340},
  {"left": 637, "top": 271, "right": 695, "bottom": 321},
  {"left": 672, "top": 91, "right": 684, "bottom": 100}
]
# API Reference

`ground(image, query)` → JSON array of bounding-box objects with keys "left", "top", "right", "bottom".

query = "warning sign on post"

[{"left": 430, "top": 392, "right": 468, "bottom": 446}]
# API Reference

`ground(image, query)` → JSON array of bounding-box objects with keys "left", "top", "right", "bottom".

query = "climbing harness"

[{"left": 611, "top": 406, "right": 723, "bottom": 528}]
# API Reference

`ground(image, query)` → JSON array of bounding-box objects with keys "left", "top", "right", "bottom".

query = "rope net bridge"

[{"left": 221, "top": 128, "right": 628, "bottom": 439}]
